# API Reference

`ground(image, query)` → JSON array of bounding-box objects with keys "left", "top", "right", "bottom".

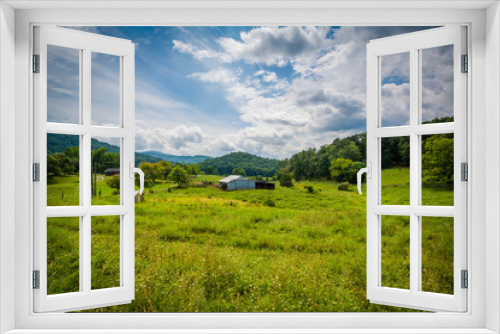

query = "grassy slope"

[{"left": 46, "top": 168, "right": 453, "bottom": 312}]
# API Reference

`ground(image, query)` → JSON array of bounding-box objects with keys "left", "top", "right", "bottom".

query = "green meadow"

[{"left": 46, "top": 168, "right": 454, "bottom": 312}]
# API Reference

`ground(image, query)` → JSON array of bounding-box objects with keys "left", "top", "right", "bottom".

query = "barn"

[
  {"left": 103, "top": 168, "right": 120, "bottom": 176},
  {"left": 219, "top": 175, "right": 255, "bottom": 191}
]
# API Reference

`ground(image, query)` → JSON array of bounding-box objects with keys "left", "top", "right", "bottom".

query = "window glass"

[
  {"left": 421, "top": 45, "right": 454, "bottom": 124},
  {"left": 91, "top": 52, "right": 121, "bottom": 127},
  {"left": 47, "top": 45, "right": 80, "bottom": 124},
  {"left": 47, "top": 133, "right": 80, "bottom": 206},
  {"left": 47, "top": 217, "right": 80, "bottom": 295},
  {"left": 91, "top": 137, "right": 121, "bottom": 205},
  {"left": 91, "top": 216, "right": 121, "bottom": 290},
  {"left": 381, "top": 52, "right": 410, "bottom": 127}
]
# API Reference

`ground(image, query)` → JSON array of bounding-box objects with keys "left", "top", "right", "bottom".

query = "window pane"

[
  {"left": 421, "top": 134, "right": 454, "bottom": 206},
  {"left": 381, "top": 137, "right": 410, "bottom": 205},
  {"left": 91, "top": 52, "right": 121, "bottom": 127},
  {"left": 381, "top": 215, "right": 410, "bottom": 290},
  {"left": 380, "top": 52, "right": 410, "bottom": 127},
  {"left": 91, "top": 137, "right": 121, "bottom": 205},
  {"left": 47, "top": 217, "right": 80, "bottom": 295},
  {"left": 421, "top": 216, "right": 454, "bottom": 294},
  {"left": 47, "top": 45, "right": 80, "bottom": 124},
  {"left": 92, "top": 216, "right": 121, "bottom": 290},
  {"left": 421, "top": 45, "right": 454, "bottom": 124},
  {"left": 47, "top": 133, "right": 80, "bottom": 206}
]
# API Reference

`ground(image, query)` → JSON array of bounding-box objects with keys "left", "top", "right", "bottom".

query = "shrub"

[
  {"left": 263, "top": 199, "right": 276, "bottom": 207},
  {"left": 337, "top": 182, "right": 349, "bottom": 191},
  {"left": 304, "top": 185, "right": 315, "bottom": 193},
  {"left": 106, "top": 175, "right": 120, "bottom": 194}
]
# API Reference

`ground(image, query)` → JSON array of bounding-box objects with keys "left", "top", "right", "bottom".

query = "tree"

[
  {"left": 91, "top": 147, "right": 108, "bottom": 197},
  {"left": 348, "top": 161, "right": 366, "bottom": 183},
  {"left": 422, "top": 136, "right": 454, "bottom": 185},
  {"left": 139, "top": 162, "right": 162, "bottom": 184},
  {"left": 47, "top": 154, "right": 62, "bottom": 179},
  {"left": 158, "top": 160, "right": 173, "bottom": 179},
  {"left": 169, "top": 165, "right": 188, "bottom": 187},
  {"left": 279, "top": 173, "right": 294, "bottom": 188},
  {"left": 106, "top": 175, "right": 120, "bottom": 194},
  {"left": 329, "top": 158, "right": 353, "bottom": 182},
  {"left": 188, "top": 164, "right": 201, "bottom": 175},
  {"left": 232, "top": 167, "right": 246, "bottom": 176}
]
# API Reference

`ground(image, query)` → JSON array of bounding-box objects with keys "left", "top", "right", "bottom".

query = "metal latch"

[{"left": 33, "top": 270, "right": 40, "bottom": 289}]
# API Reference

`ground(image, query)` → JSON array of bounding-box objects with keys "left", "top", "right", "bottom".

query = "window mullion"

[
  {"left": 82, "top": 47, "right": 92, "bottom": 294},
  {"left": 409, "top": 47, "right": 420, "bottom": 294}
]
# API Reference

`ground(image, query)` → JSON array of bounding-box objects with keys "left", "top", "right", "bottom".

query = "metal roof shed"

[{"left": 219, "top": 175, "right": 255, "bottom": 191}]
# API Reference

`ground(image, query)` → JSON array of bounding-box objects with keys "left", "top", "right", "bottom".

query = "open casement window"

[
  {"left": 33, "top": 26, "right": 136, "bottom": 312},
  {"left": 365, "top": 26, "right": 467, "bottom": 312}
]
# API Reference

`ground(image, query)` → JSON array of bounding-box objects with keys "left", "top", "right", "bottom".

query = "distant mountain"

[
  {"left": 47, "top": 134, "right": 161, "bottom": 165},
  {"left": 199, "top": 151, "right": 279, "bottom": 177},
  {"left": 140, "top": 150, "right": 211, "bottom": 164}
]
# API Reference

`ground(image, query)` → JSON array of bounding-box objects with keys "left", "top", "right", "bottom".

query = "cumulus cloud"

[
  {"left": 136, "top": 124, "right": 204, "bottom": 153},
  {"left": 139, "top": 26, "right": 450, "bottom": 159},
  {"left": 173, "top": 26, "right": 332, "bottom": 68}
]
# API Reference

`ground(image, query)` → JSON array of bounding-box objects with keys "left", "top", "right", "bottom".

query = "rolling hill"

[
  {"left": 199, "top": 152, "right": 279, "bottom": 177},
  {"left": 47, "top": 134, "right": 161, "bottom": 165},
  {"left": 139, "top": 150, "right": 211, "bottom": 164}
]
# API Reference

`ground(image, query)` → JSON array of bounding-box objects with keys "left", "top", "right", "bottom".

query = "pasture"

[{"left": 46, "top": 168, "right": 454, "bottom": 312}]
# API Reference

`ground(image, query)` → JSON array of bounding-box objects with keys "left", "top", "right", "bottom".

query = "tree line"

[{"left": 280, "top": 116, "right": 454, "bottom": 185}]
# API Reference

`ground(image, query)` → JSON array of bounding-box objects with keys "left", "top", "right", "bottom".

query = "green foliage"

[
  {"left": 199, "top": 152, "right": 278, "bottom": 177},
  {"left": 381, "top": 137, "right": 410, "bottom": 168},
  {"left": 188, "top": 164, "right": 201, "bottom": 175},
  {"left": 422, "top": 136, "right": 454, "bottom": 185},
  {"left": 169, "top": 165, "right": 189, "bottom": 186},
  {"left": 48, "top": 168, "right": 452, "bottom": 312},
  {"left": 337, "top": 182, "right": 349, "bottom": 191},
  {"left": 330, "top": 158, "right": 353, "bottom": 182},
  {"left": 106, "top": 175, "right": 120, "bottom": 193},
  {"left": 304, "top": 185, "right": 315, "bottom": 194},
  {"left": 232, "top": 167, "right": 246, "bottom": 176},
  {"left": 285, "top": 116, "right": 452, "bottom": 182},
  {"left": 263, "top": 199, "right": 275, "bottom": 207},
  {"left": 279, "top": 173, "right": 294, "bottom": 188}
]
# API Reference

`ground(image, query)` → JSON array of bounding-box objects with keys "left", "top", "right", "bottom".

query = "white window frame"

[
  {"left": 366, "top": 26, "right": 467, "bottom": 312},
  {"left": 33, "top": 26, "right": 136, "bottom": 313},
  {"left": 1, "top": 1, "right": 499, "bottom": 333}
]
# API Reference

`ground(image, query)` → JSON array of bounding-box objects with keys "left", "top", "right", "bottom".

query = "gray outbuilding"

[{"left": 219, "top": 175, "right": 255, "bottom": 191}]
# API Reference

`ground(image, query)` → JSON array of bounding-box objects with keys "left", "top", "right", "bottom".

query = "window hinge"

[
  {"left": 33, "top": 54, "right": 40, "bottom": 73},
  {"left": 461, "top": 54, "right": 468, "bottom": 73},
  {"left": 33, "top": 270, "right": 40, "bottom": 289},
  {"left": 461, "top": 162, "right": 468, "bottom": 181},
  {"left": 33, "top": 163, "right": 40, "bottom": 182},
  {"left": 461, "top": 270, "right": 468, "bottom": 289}
]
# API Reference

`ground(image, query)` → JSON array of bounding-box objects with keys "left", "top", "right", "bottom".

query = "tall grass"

[{"left": 46, "top": 169, "right": 453, "bottom": 312}]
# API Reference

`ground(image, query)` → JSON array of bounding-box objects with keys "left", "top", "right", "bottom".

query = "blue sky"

[{"left": 53, "top": 26, "right": 452, "bottom": 159}]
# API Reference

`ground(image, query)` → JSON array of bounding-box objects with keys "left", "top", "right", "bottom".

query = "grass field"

[{"left": 46, "top": 168, "right": 454, "bottom": 312}]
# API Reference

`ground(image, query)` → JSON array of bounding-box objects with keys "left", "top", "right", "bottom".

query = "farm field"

[{"left": 46, "top": 168, "right": 454, "bottom": 312}]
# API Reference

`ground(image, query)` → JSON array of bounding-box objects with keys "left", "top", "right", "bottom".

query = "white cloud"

[
  {"left": 136, "top": 124, "right": 204, "bottom": 153},
  {"left": 133, "top": 26, "right": 449, "bottom": 159}
]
